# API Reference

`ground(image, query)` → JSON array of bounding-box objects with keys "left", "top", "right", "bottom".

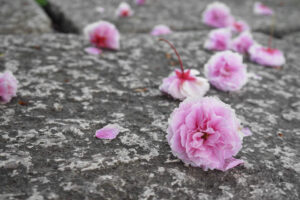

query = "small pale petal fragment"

[
  {"left": 253, "top": 2, "right": 274, "bottom": 16},
  {"left": 151, "top": 24, "right": 172, "bottom": 36},
  {"left": 84, "top": 47, "right": 102, "bottom": 55},
  {"left": 0, "top": 71, "right": 18, "bottom": 104},
  {"left": 135, "top": 0, "right": 145, "bottom": 5},
  {"left": 95, "top": 124, "right": 121, "bottom": 140}
]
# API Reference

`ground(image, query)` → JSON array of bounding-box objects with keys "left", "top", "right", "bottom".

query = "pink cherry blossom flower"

[
  {"left": 0, "top": 71, "right": 18, "bottom": 104},
  {"left": 249, "top": 44, "right": 285, "bottom": 67},
  {"left": 84, "top": 47, "right": 102, "bottom": 55},
  {"left": 167, "top": 96, "right": 250, "bottom": 171},
  {"left": 204, "top": 51, "right": 248, "bottom": 91},
  {"left": 150, "top": 25, "right": 172, "bottom": 36},
  {"left": 83, "top": 21, "right": 120, "bottom": 50},
  {"left": 202, "top": 2, "right": 234, "bottom": 28},
  {"left": 204, "top": 28, "right": 231, "bottom": 51},
  {"left": 116, "top": 2, "right": 133, "bottom": 18},
  {"left": 231, "top": 31, "right": 255, "bottom": 54},
  {"left": 253, "top": 2, "right": 274, "bottom": 16},
  {"left": 95, "top": 124, "right": 121, "bottom": 139},
  {"left": 135, "top": 0, "right": 145, "bottom": 5},
  {"left": 159, "top": 39, "right": 209, "bottom": 100},
  {"left": 160, "top": 69, "right": 210, "bottom": 100},
  {"left": 230, "top": 20, "right": 250, "bottom": 33}
]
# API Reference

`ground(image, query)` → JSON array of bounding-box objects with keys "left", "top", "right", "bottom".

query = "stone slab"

[
  {"left": 0, "top": 0, "right": 52, "bottom": 34},
  {"left": 0, "top": 32, "right": 299, "bottom": 199},
  {"left": 47, "top": 0, "right": 300, "bottom": 37}
]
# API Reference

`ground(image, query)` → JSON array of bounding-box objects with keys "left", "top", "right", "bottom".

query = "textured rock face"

[
  {"left": 47, "top": 0, "right": 300, "bottom": 36},
  {"left": 0, "top": 32, "right": 299, "bottom": 199},
  {"left": 0, "top": 0, "right": 52, "bottom": 34}
]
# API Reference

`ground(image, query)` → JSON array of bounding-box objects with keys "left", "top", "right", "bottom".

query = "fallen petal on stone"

[
  {"left": 222, "top": 158, "right": 244, "bottom": 171},
  {"left": 95, "top": 124, "right": 121, "bottom": 139},
  {"left": 84, "top": 47, "right": 102, "bottom": 55},
  {"left": 242, "top": 127, "right": 252, "bottom": 137}
]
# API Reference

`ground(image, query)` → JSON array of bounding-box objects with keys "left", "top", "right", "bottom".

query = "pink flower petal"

[
  {"left": 249, "top": 44, "right": 285, "bottom": 67},
  {"left": 95, "top": 124, "right": 121, "bottom": 139},
  {"left": 84, "top": 47, "right": 102, "bottom": 55},
  {"left": 0, "top": 71, "right": 18, "bottom": 104},
  {"left": 135, "top": 0, "right": 146, "bottom": 5},
  {"left": 242, "top": 127, "right": 252, "bottom": 137},
  {"left": 151, "top": 25, "right": 172, "bottom": 36},
  {"left": 253, "top": 2, "right": 274, "bottom": 16},
  {"left": 204, "top": 28, "right": 231, "bottom": 51},
  {"left": 222, "top": 158, "right": 244, "bottom": 171}
]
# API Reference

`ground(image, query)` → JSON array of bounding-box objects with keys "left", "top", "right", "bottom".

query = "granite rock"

[
  {"left": 47, "top": 0, "right": 300, "bottom": 37},
  {"left": 0, "top": 0, "right": 52, "bottom": 34},
  {"left": 0, "top": 32, "right": 299, "bottom": 199}
]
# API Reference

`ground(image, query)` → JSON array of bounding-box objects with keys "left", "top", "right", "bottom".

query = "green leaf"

[{"left": 35, "top": 0, "right": 48, "bottom": 6}]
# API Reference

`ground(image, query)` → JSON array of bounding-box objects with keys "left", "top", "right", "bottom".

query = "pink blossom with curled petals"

[
  {"left": 0, "top": 71, "right": 18, "bottom": 104},
  {"left": 230, "top": 20, "right": 250, "bottom": 33},
  {"left": 249, "top": 44, "right": 285, "bottom": 67},
  {"left": 116, "top": 2, "right": 133, "bottom": 18},
  {"left": 95, "top": 124, "right": 121, "bottom": 139},
  {"left": 253, "top": 2, "right": 274, "bottom": 16},
  {"left": 202, "top": 2, "right": 234, "bottom": 28},
  {"left": 135, "top": 0, "right": 145, "bottom": 5},
  {"left": 204, "top": 28, "right": 231, "bottom": 51},
  {"left": 83, "top": 21, "right": 120, "bottom": 50},
  {"left": 151, "top": 25, "right": 172, "bottom": 36},
  {"left": 204, "top": 51, "right": 248, "bottom": 91},
  {"left": 160, "top": 69, "right": 210, "bottom": 100},
  {"left": 167, "top": 96, "right": 250, "bottom": 171},
  {"left": 84, "top": 47, "right": 102, "bottom": 55},
  {"left": 231, "top": 31, "right": 255, "bottom": 54}
]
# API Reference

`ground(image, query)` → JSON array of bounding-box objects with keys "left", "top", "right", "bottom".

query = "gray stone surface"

[
  {"left": 0, "top": 32, "right": 300, "bottom": 199},
  {"left": 0, "top": 0, "right": 52, "bottom": 34},
  {"left": 47, "top": 0, "right": 300, "bottom": 37}
]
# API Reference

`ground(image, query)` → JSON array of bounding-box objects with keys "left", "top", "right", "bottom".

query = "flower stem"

[
  {"left": 159, "top": 38, "right": 184, "bottom": 73},
  {"left": 268, "top": 14, "right": 276, "bottom": 49}
]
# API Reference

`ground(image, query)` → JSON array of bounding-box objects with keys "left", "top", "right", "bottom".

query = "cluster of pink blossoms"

[
  {"left": 202, "top": 1, "right": 285, "bottom": 68},
  {"left": 0, "top": 71, "right": 18, "bottom": 104}
]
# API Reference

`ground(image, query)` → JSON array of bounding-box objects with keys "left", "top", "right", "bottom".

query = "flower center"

[
  {"left": 93, "top": 35, "right": 107, "bottom": 47},
  {"left": 201, "top": 132, "right": 209, "bottom": 141},
  {"left": 234, "top": 22, "right": 243, "bottom": 32},
  {"left": 122, "top": 10, "right": 129, "bottom": 16},
  {"left": 175, "top": 69, "right": 196, "bottom": 81},
  {"left": 263, "top": 47, "right": 276, "bottom": 54}
]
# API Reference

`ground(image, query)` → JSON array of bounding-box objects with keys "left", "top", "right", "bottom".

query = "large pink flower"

[
  {"left": 160, "top": 69, "right": 210, "bottom": 100},
  {"left": 0, "top": 71, "right": 18, "bottom": 104},
  {"left": 204, "top": 51, "right": 248, "bottom": 91},
  {"left": 202, "top": 2, "right": 234, "bottom": 28},
  {"left": 231, "top": 31, "right": 254, "bottom": 54},
  {"left": 249, "top": 44, "right": 285, "bottom": 67},
  {"left": 150, "top": 24, "right": 172, "bottom": 36},
  {"left": 230, "top": 20, "right": 250, "bottom": 33},
  {"left": 83, "top": 21, "right": 120, "bottom": 50},
  {"left": 167, "top": 96, "right": 250, "bottom": 171},
  {"left": 204, "top": 28, "right": 231, "bottom": 51},
  {"left": 116, "top": 2, "right": 133, "bottom": 18},
  {"left": 253, "top": 2, "right": 274, "bottom": 16}
]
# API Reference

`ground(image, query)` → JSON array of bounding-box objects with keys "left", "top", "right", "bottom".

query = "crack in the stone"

[{"left": 35, "top": 1, "right": 79, "bottom": 34}]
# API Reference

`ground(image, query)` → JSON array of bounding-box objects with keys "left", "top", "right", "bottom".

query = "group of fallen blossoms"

[{"left": 0, "top": 1, "right": 284, "bottom": 172}]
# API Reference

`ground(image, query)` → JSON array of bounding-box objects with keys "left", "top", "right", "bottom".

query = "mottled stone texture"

[
  {"left": 0, "top": 32, "right": 299, "bottom": 199},
  {"left": 0, "top": 0, "right": 52, "bottom": 34},
  {"left": 47, "top": 0, "right": 300, "bottom": 37}
]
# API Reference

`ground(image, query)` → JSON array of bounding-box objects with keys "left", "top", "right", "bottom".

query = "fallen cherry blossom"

[
  {"left": 159, "top": 39, "right": 209, "bottom": 100},
  {"left": 167, "top": 96, "right": 251, "bottom": 171},
  {"left": 202, "top": 2, "right": 234, "bottom": 28},
  {"left": 231, "top": 31, "right": 254, "bottom": 54},
  {"left": 83, "top": 21, "right": 120, "bottom": 50},
  {"left": 116, "top": 2, "right": 133, "bottom": 18},
  {"left": 84, "top": 47, "right": 102, "bottom": 55},
  {"left": 231, "top": 20, "right": 250, "bottom": 33},
  {"left": 150, "top": 24, "right": 172, "bottom": 36},
  {"left": 204, "top": 28, "right": 231, "bottom": 51},
  {"left": 249, "top": 44, "right": 285, "bottom": 67},
  {"left": 204, "top": 51, "right": 248, "bottom": 91},
  {"left": 135, "top": 0, "right": 146, "bottom": 5},
  {"left": 0, "top": 71, "right": 18, "bottom": 104},
  {"left": 95, "top": 124, "right": 121, "bottom": 140},
  {"left": 253, "top": 2, "right": 274, "bottom": 16}
]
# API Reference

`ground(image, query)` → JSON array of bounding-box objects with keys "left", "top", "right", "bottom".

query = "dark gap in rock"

[{"left": 35, "top": 0, "right": 79, "bottom": 34}]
